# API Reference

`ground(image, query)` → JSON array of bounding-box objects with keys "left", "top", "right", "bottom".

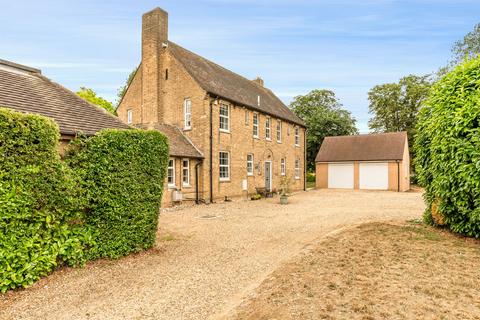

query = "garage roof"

[{"left": 315, "top": 132, "right": 407, "bottom": 162}]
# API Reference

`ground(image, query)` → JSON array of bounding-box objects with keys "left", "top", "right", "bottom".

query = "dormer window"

[{"left": 257, "top": 95, "right": 261, "bottom": 107}]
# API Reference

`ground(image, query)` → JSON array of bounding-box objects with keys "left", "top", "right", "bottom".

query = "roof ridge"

[{"left": 169, "top": 42, "right": 263, "bottom": 89}]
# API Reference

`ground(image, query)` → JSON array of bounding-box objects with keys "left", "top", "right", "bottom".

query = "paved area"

[{"left": 0, "top": 189, "right": 424, "bottom": 320}]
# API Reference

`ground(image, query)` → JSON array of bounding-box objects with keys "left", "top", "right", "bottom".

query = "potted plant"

[{"left": 279, "top": 176, "right": 291, "bottom": 205}]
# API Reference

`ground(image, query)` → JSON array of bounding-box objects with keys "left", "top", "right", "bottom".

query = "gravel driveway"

[{"left": 0, "top": 189, "right": 424, "bottom": 320}]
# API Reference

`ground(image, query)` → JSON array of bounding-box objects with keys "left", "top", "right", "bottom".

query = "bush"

[
  {"left": 307, "top": 172, "right": 316, "bottom": 183},
  {"left": 414, "top": 57, "right": 480, "bottom": 237},
  {"left": 0, "top": 108, "right": 91, "bottom": 292},
  {"left": 66, "top": 129, "right": 169, "bottom": 259}
]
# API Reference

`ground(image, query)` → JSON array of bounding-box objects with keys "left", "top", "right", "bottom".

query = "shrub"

[
  {"left": 0, "top": 108, "right": 91, "bottom": 292},
  {"left": 306, "top": 172, "right": 316, "bottom": 183},
  {"left": 66, "top": 129, "right": 169, "bottom": 259},
  {"left": 414, "top": 57, "right": 480, "bottom": 237}
]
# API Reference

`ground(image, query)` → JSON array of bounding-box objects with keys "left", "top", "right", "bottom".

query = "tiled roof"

[
  {"left": 136, "top": 123, "right": 203, "bottom": 159},
  {"left": 0, "top": 59, "right": 130, "bottom": 136},
  {"left": 168, "top": 42, "right": 305, "bottom": 127},
  {"left": 315, "top": 132, "right": 407, "bottom": 162}
]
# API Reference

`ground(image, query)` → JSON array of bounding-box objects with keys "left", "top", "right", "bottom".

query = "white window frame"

[
  {"left": 219, "top": 103, "right": 230, "bottom": 132},
  {"left": 182, "top": 158, "right": 190, "bottom": 186},
  {"left": 184, "top": 98, "right": 192, "bottom": 130},
  {"left": 265, "top": 117, "right": 271, "bottom": 140},
  {"left": 295, "top": 159, "right": 300, "bottom": 180},
  {"left": 219, "top": 151, "right": 230, "bottom": 181},
  {"left": 295, "top": 126, "right": 300, "bottom": 146},
  {"left": 281, "top": 158, "right": 286, "bottom": 176},
  {"left": 247, "top": 154, "right": 254, "bottom": 176},
  {"left": 276, "top": 120, "right": 282, "bottom": 143},
  {"left": 253, "top": 113, "right": 259, "bottom": 138},
  {"left": 167, "top": 158, "right": 175, "bottom": 188},
  {"left": 127, "top": 109, "right": 133, "bottom": 124}
]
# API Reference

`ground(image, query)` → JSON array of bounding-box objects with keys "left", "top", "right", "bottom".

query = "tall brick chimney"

[{"left": 142, "top": 8, "right": 168, "bottom": 124}]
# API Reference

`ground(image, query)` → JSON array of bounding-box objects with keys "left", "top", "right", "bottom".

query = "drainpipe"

[
  {"left": 209, "top": 96, "right": 214, "bottom": 203},
  {"left": 195, "top": 161, "right": 201, "bottom": 204},
  {"left": 304, "top": 127, "right": 307, "bottom": 191},
  {"left": 396, "top": 160, "right": 400, "bottom": 192}
]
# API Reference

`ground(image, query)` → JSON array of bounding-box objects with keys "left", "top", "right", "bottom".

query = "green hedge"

[
  {"left": 66, "top": 129, "right": 168, "bottom": 259},
  {"left": 0, "top": 108, "right": 91, "bottom": 292},
  {"left": 414, "top": 57, "right": 480, "bottom": 237}
]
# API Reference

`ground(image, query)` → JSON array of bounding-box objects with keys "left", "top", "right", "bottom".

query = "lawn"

[{"left": 230, "top": 221, "right": 480, "bottom": 320}]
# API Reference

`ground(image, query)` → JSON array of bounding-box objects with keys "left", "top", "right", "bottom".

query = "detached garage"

[{"left": 315, "top": 132, "right": 410, "bottom": 192}]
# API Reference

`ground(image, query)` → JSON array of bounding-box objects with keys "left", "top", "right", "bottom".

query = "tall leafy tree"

[
  {"left": 291, "top": 89, "right": 358, "bottom": 171},
  {"left": 368, "top": 75, "right": 431, "bottom": 144},
  {"left": 438, "top": 22, "right": 480, "bottom": 76},
  {"left": 452, "top": 23, "right": 480, "bottom": 64},
  {"left": 76, "top": 87, "right": 116, "bottom": 114}
]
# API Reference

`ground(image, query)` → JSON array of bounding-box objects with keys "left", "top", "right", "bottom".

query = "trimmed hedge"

[
  {"left": 414, "top": 57, "right": 480, "bottom": 237},
  {"left": 0, "top": 108, "right": 91, "bottom": 292},
  {"left": 66, "top": 129, "right": 169, "bottom": 259}
]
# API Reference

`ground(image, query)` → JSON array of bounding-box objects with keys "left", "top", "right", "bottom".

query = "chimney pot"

[{"left": 253, "top": 77, "right": 264, "bottom": 87}]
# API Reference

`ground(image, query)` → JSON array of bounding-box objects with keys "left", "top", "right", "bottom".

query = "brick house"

[{"left": 117, "top": 8, "right": 306, "bottom": 205}]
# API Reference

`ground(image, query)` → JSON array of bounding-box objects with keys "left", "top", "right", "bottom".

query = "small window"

[
  {"left": 257, "top": 95, "right": 261, "bottom": 106},
  {"left": 247, "top": 154, "right": 254, "bottom": 176},
  {"left": 219, "top": 152, "right": 230, "bottom": 181},
  {"left": 281, "top": 158, "right": 286, "bottom": 176},
  {"left": 295, "top": 159, "right": 300, "bottom": 180},
  {"left": 295, "top": 126, "right": 300, "bottom": 146},
  {"left": 276, "top": 121, "right": 282, "bottom": 143},
  {"left": 245, "top": 110, "right": 249, "bottom": 125},
  {"left": 182, "top": 159, "right": 190, "bottom": 186},
  {"left": 167, "top": 159, "right": 175, "bottom": 187},
  {"left": 127, "top": 109, "right": 133, "bottom": 124},
  {"left": 253, "top": 113, "right": 259, "bottom": 138},
  {"left": 265, "top": 117, "right": 271, "bottom": 140},
  {"left": 184, "top": 99, "right": 192, "bottom": 130},
  {"left": 219, "top": 103, "right": 230, "bottom": 132}
]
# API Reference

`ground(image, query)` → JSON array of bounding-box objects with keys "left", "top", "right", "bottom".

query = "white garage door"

[
  {"left": 328, "top": 163, "right": 354, "bottom": 189},
  {"left": 359, "top": 162, "right": 389, "bottom": 190}
]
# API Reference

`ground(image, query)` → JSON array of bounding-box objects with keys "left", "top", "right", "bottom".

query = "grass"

[{"left": 231, "top": 222, "right": 480, "bottom": 320}]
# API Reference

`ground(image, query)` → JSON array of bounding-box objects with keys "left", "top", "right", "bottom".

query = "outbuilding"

[{"left": 315, "top": 132, "right": 410, "bottom": 192}]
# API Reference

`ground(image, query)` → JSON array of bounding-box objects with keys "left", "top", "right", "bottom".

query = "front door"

[{"left": 264, "top": 161, "right": 272, "bottom": 191}]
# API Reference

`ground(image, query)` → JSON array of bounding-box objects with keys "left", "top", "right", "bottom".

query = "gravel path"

[{"left": 0, "top": 189, "right": 424, "bottom": 320}]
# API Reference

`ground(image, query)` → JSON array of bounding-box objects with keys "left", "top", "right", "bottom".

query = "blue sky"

[{"left": 1, "top": 0, "right": 479, "bottom": 132}]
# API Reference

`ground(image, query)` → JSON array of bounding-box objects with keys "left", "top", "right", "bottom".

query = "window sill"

[
  {"left": 295, "top": 144, "right": 300, "bottom": 147},
  {"left": 247, "top": 173, "right": 254, "bottom": 177},
  {"left": 266, "top": 138, "right": 272, "bottom": 141},
  {"left": 253, "top": 136, "right": 259, "bottom": 139},
  {"left": 294, "top": 177, "right": 300, "bottom": 180},
  {"left": 183, "top": 127, "right": 192, "bottom": 132},
  {"left": 281, "top": 173, "right": 286, "bottom": 176},
  {"left": 182, "top": 184, "right": 191, "bottom": 188},
  {"left": 219, "top": 178, "right": 231, "bottom": 182},
  {"left": 219, "top": 129, "right": 230, "bottom": 134},
  {"left": 168, "top": 185, "right": 176, "bottom": 189}
]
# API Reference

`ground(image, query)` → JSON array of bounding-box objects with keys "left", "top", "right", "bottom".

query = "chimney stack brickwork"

[{"left": 142, "top": 8, "right": 168, "bottom": 124}]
